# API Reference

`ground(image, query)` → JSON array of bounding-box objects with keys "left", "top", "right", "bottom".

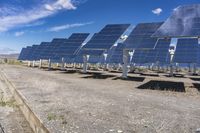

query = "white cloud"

[
  {"left": 45, "top": 0, "right": 76, "bottom": 11},
  {"left": 48, "top": 22, "right": 94, "bottom": 32},
  {"left": 152, "top": 8, "right": 163, "bottom": 15},
  {"left": 24, "top": 21, "right": 45, "bottom": 27},
  {"left": 15, "top": 31, "right": 24, "bottom": 37},
  {"left": 0, "top": 0, "right": 76, "bottom": 32}
]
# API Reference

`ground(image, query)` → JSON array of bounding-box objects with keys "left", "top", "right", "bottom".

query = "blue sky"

[{"left": 0, "top": 0, "right": 199, "bottom": 54}]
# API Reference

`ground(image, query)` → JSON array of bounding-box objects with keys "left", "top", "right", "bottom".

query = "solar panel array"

[
  {"left": 33, "top": 42, "right": 51, "bottom": 60},
  {"left": 173, "top": 38, "right": 199, "bottom": 63},
  {"left": 153, "top": 4, "right": 200, "bottom": 37},
  {"left": 52, "top": 33, "right": 89, "bottom": 63},
  {"left": 82, "top": 24, "right": 130, "bottom": 55},
  {"left": 18, "top": 33, "right": 89, "bottom": 63},
  {"left": 18, "top": 9, "right": 200, "bottom": 71},
  {"left": 18, "top": 46, "right": 33, "bottom": 60},
  {"left": 146, "top": 39, "right": 171, "bottom": 64},
  {"left": 44, "top": 39, "right": 67, "bottom": 61},
  {"left": 73, "top": 24, "right": 130, "bottom": 64},
  {"left": 131, "top": 39, "right": 171, "bottom": 64},
  {"left": 124, "top": 22, "right": 163, "bottom": 49}
]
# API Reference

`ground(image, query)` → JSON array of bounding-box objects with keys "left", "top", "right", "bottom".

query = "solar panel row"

[
  {"left": 19, "top": 34, "right": 89, "bottom": 63},
  {"left": 124, "top": 22, "right": 163, "bottom": 49},
  {"left": 18, "top": 23, "right": 200, "bottom": 67}
]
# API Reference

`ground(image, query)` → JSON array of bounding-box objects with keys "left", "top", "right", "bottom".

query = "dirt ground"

[
  {"left": 0, "top": 68, "right": 33, "bottom": 133},
  {"left": 0, "top": 64, "right": 200, "bottom": 133}
]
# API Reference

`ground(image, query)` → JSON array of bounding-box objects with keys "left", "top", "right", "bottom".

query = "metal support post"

[{"left": 122, "top": 49, "right": 129, "bottom": 78}]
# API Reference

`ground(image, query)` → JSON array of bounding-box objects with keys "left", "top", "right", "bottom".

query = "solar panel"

[
  {"left": 88, "top": 56, "right": 104, "bottom": 64},
  {"left": 18, "top": 46, "right": 33, "bottom": 60},
  {"left": 145, "top": 39, "right": 171, "bottom": 64},
  {"left": 52, "top": 33, "right": 89, "bottom": 63},
  {"left": 31, "top": 45, "right": 43, "bottom": 60},
  {"left": 83, "top": 24, "right": 130, "bottom": 51},
  {"left": 25, "top": 45, "right": 40, "bottom": 61},
  {"left": 153, "top": 4, "right": 200, "bottom": 37},
  {"left": 75, "top": 49, "right": 105, "bottom": 63},
  {"left": 18, "top": 47, "right": 26, "bottom": 60},
  {"left": 74, "top": 55, "right": 84, "bottom": 63},
  {"left": 173, "top": 38, "right": 199, "bottom": 63},
  {"left": 35, "top": 42, "right": 51, "bottom": 60},
  {"left": 131, "top": 49, "right": 150, "bottom": 64},
  {"left": 42, "top": 39, "right": 67, "bottom": 61},
  {"left": 124, "top": 22, "right": 163, "bottom": 49},
  {"left": 107, "top": 43, "right": 124, "bottom": 64}
]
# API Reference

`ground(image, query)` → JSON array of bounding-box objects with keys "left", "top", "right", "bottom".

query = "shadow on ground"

[
  {"left": 190, "top": 78, "right": 200, "bottom": 81},
  {"left": 192, "top": 83, "right": 200, "bottom": 92},
  {"left": 112, "top": 76, "right": 145, "bottom": 82},
  {"left": 59, "top": 70, "right": 77, "bottom": 74},
  {"left": 164, "top": 74, "right": 185, "bottom": 78},
  {"left": 82, "top": 73, "right": 116, "bottom": 79},
  {"left": 140, "top": 73, "right": 159, "bottom": 77},
  {"left": 138, "top": 80, "right": 186, "bottom": 92}
]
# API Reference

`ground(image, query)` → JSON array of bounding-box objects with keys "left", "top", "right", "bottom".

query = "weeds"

[
  {"left": 0, "top": 92, "right": 18, "bottom": 108},
  {"left": 47, "top": 113, "right": 57, "bottom": 121}
]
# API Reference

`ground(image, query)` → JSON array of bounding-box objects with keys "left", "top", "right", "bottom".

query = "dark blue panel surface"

[
  {"left": 124, "top": 22, "right": 163, "bottom": 49},
  {"left": 145, "top": 39, "right": 171, "bottom": 64},
  {"left": 52, "top": 33, "right": 89, "bottom": 63},
  {"left": 107, "top": 43, "right": 124, "bottom": 64},
  {"left": 173, "top": 38, "right": 199, "bottom": 63},
  {"left": 83, "top": 24, "right": 130, "bottom": 52},
  {"left": 131, "top": 49, "right": 150, "bottom": 64}
]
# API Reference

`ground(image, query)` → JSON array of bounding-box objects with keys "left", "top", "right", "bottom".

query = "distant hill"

[{"left": 0, "top": 53, "right": 19, "bottom": 59}]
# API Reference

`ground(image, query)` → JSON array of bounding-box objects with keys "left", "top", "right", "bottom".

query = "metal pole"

[
  {"left": 148, "top": 64, "right": 151, "bottom": 70},
  {"left": 169, "top": 53, "right": 174, "bottom": 77},
  {"left": 122, "top": 49, "right": 129, "bottom": 78},
  {"left": 32, "top": 60, "right": 35, "bottom": 67},
  {"left": 193, "top": 63, "right": 197, "bottom": 75},
  {"left": 104, "top": 54, "right": 108, "bottom": 71},
  {"left": 39, "top": 59, "right": 42, "bottom": 68},
  {"left": 28, "top": 61, "right": 31, "bottom": 67},
  {"left": 189, "top": 63, "right": 192, "bottom": 72},
  {"left": 169, "top": 48, "right": 174, "bottom": 77},
  {"left": 157, "top": 63, "right": 160, "bottom": 72},
  {"left": 48, "top": 59, "right": 51, "bottom": 70},
  {"left": 61, "top": 57, "right": 65, "bottom": 70},
  {"left": 83, "top": 55, "right": 88, "bottom": 73}
]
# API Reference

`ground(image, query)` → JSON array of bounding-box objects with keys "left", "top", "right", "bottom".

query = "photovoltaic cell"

[
  {"left": 131, "top": 50, "right": 150, "bottom": 64},
  {"left": 19, "top": 46, "right": 34, "bottom": 60},
  {"left": 18, "top": 48, "right": 26, "bottom": 60},
  {"left": 52, "top": 33, "right": 89, "bottom": 63},
  {"left": 124, "top": 22, "right": 163, "bottom": 49},
  {"left": 145, "top": 39, "right": 171, "bottom": 64},
  {"left": 107, "top": 43, "right": 124, "bottom": 64},
  {"left": 131, "top": 38, "right": 171, "bottom": 64},
  {"left": 173, "top": 38, "right": 199, "bottom": 63},
  {"left": 26, "top": 45, "right": 40, "bottom": 61},
  {"left": 36, "top": 42, "right": 51, "bottom": 60},
  {"left": 153, "top": 4, "right": 200, "bottom": 37},
  {"left": 83, "top": 24, "right": 130, "bottom": 51},
  {"left": 88, "top": 56, "right": 104, "bottom": 64}
]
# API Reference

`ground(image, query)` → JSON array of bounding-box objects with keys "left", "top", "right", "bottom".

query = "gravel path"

[
  {"left": 0, "top": 67, "right": 33, "bottom": 133},
  {"left": 1, "top": 64, "right": 200, "bottom": 133}
]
